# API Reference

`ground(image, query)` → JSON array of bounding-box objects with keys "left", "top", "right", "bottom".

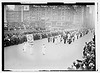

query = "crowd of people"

[
  {"left": 67, "top": 32, "right": 96, "bottom": 71},
  {"left": 4, "top": 28, "right": 90, "bottom": 47},
  {"left": 4, "top": 33, "right": 27, "bottom": 47}
]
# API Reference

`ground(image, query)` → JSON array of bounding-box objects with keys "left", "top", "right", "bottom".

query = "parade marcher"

[
  {"left": 50, "top": 37, "right": 53, "bottom": 43},
  {"left": 74, "top": 33, "right": 77, "bottom": 41},
  {"left": 67, "top": 32, "right": 70, "bottom": 40},
  {"left": 48, "top": 37, "right": 50, "bottom": 43},
  {"left": 54, "top": 36, "right": 58, "bottom": 44},
  {"left": 63, "top": 36, "right": 66, "bottom": 44},
  {"left": 52, "top": 37, "right": 54, "bottom": 43},
  {"left": 42, "top": 44, "right": 46, "bottom": 55},
  {"left": 72, "top": 35, "right": 75, "bottom": 42},
  {"left": 58, "top": 35, "right": 61, "bottom": 43},
  {"left": 60, "top": 34, "right": 63, "bottom": 42}
]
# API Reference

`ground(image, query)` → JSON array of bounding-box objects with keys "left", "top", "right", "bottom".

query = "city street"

[{"left": 4, "top": 32, "right": 94, "bottom": 70}]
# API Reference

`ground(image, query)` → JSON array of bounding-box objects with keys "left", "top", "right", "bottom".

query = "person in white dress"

[
  {"left": 42, "top": 44, "right": 46, "bottom": 55},
  {"left": 74, "top": 34, "right": 77, "bottom": 41},
  {"left": 55, "top": 36, "right": 58, "bottom": 44},
  {"left": 67, "top": 33, "right": 70, "bottom": 40},
  {"left": 58, "top": 35, "right": 61, "bottom": 44}
]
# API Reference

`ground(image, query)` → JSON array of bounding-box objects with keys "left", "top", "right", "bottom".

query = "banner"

[{"left": 26, "top": 34, "right": 34, "bottom": 43}]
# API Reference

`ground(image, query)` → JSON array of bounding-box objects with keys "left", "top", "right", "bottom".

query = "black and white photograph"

[{"left": 2, "top": 1, "right": 98, "bottom": 72}]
